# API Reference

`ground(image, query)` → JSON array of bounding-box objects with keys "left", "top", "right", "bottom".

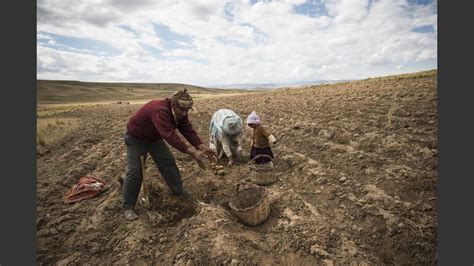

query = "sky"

[{"left": 37, "top": 0, "right": 437, "bottom": 86}]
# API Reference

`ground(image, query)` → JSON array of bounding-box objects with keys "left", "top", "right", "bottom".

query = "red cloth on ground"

[{"left": 63, "top": 175, "right": 108, "bottom": 204}]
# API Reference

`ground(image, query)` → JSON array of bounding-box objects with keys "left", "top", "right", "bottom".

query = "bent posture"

[
  {"left": 122, "top": 89, "right": 216, "bottom": 220},
  {"left": 209, "top": 109, "right": 244, "bottom": 166}
]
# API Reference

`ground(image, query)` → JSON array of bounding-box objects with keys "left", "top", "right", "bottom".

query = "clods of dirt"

[{"left": 37, "top": 71, "right": 438, "bottom": 264}]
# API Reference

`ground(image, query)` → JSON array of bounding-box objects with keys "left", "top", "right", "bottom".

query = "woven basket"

[
  {"left": 229, "top": 182, "right": 270, "bottom": 226},
  {"left": 249, "top": 154, "right": 277, "bottom": 185}
]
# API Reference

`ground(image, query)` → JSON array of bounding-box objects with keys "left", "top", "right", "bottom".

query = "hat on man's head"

[
  {"left": 222, "top": 117, "right": 242, "bottom": 135},
  {"left": 246, "top": 111, "right": 260, "bottom": 125},
  {"left": 170, "top": 89, "right": 193, "bottom": 110}
]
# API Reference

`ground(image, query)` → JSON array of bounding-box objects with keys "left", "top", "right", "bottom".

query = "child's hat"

[{"left": 246, "top": 111, "right": 260, "bottom": 125}]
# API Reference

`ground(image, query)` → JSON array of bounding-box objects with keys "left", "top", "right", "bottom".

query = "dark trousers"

[
  {"left": 122, "top": 132, "right": 184, "bottom": 210},
  {"left": 250, "top": 146, "right": 274, "bottom": 164}
]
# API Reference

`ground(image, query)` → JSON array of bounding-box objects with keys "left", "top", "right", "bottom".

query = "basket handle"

[
  {"left": 248, "top": 154, "right": 277, "bottom": 167},
  {"left": 236, "top": 181, "right": 258, "bottom": 192},
  {"left": 249, "top": 154, "right": 273, "bottom": 163}
]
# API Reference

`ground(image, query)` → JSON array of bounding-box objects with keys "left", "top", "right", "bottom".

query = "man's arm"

[
  {"left": 151, "top": 110, "right": 190, "bottom": 153},
  {"left": 177, "top": 115, "right": 204, "bottom": 148},
  {"left": 179, "top": 114, "right": 217, "bottom": 162}
]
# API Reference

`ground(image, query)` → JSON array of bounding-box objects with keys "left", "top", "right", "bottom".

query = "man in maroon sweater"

[{"left": 122, "top": 89, "right": 216, "bottom": 220}]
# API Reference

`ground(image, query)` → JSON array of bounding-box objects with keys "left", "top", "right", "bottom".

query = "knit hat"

[
  {"left": 222, "top": 117, "right": 242, "bottom": 135},
  {"left": 170, "top": 89, "right": 193, "bottom": 110},
  {"left": 246, "top": 111, "right": 260, "bottom": 125}
]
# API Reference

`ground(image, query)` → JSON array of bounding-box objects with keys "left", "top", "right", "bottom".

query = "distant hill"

[
  {"left": 208, "top": 70, "right": 438, "bottom": 90},
  {"left": 209, "top": 79, "right": 353, "bottom": 90},
  {"left": 37, "top": 80, "right": 248, "bottom": 104},
  {"left": 37, "top": 70, "right": 436, "bottom": 104}
]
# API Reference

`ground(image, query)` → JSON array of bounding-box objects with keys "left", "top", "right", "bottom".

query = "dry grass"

[
  {"left": 37, "top": 104, "right": 87, "bottom": 146},
  {"left": 364, "top": 69, "right": 437, "bottom": 81},
  {"left": 36, "top": 117, "right": 79, "bottom": 146},
  {"left": 37, "top": 80, "right": 249, "bottom": 105},
  {"left": 37, "top": 104, "right": 88, "bottom": 118}
]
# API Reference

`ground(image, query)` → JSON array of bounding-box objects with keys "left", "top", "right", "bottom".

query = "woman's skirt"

[{"left": 250, "top": 146, "right": 274, "bottom": 164}]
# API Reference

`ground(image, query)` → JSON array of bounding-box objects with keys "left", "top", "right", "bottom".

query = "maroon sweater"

[{"left": 126, "top": 98, "right": 203, "bottom": 153}]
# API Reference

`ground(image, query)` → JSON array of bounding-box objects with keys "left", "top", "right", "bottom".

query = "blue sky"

[{"left": 37, "top": 0, "right": 437, "bottom": 86}]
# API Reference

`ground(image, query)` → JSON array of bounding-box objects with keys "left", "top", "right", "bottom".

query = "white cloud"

[
  {"left": 324, "top": 0, "right": 369, "bottom": 23},
  {"left": 37, "top": 32, "right": 53, "bottom": 41},
  {"left": 37, "top": 0, "right": 437, "bottom": 85}
]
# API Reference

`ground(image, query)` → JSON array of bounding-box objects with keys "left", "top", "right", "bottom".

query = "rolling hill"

[{"left": 37, "top": 80, "right": 249, "bottom": 105}]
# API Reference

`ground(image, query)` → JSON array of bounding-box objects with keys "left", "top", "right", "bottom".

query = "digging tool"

[{"left": 140, "top": 155, "right": 151, "bottom": 210}]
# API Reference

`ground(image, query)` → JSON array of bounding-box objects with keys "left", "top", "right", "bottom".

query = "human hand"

[
  {"left": 193, "top": 150, "right": 207, "bottom": 169},
  {"left": 187, "top": 148, "right": 207, "bottom": 169},
  {"left": 197, "top": 144, "right": 218, "bottom": 163},
  {"left": 227, "top": 157, "right": 234, "bottom": 167},
  {"left": 268, "top": 134, "right": 277, "bottom": 144}
]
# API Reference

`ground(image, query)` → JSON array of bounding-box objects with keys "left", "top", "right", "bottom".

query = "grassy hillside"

[{"left": 37, "top": 80, "right": 249, "bottom": 105}]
